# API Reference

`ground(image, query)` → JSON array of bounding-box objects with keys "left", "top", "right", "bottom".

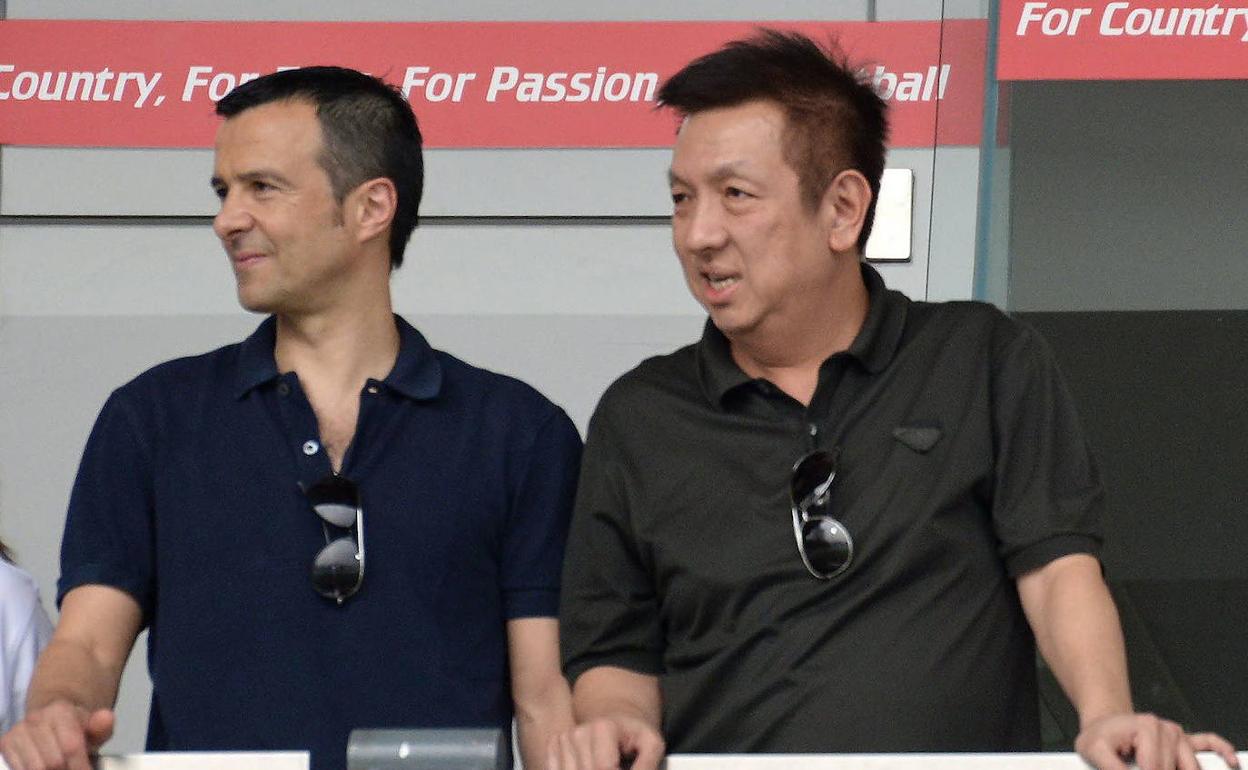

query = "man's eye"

[
  {"left": 671, "top": 191, "right": 688, "bottom": 205},
  {"left": 251, "top": 181, "right": 276, "bottom": 194},
  {"left": 725, "top": 187, "right": 748, "bottom": 199}
]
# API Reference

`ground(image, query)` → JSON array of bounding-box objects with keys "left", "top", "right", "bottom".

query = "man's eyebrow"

[
  {"left": 707, "top": 161, "right": 751, "bottom": 184},
  {"left": 210, "top": 169, "right": 293, "bottom": 189},
  {"left": 667, "top": 162, "right": 753, "bottom": 188}
]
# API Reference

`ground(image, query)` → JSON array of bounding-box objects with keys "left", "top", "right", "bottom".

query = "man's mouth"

[
  {"left": 702, "top": 268, "right": 741, "bottom": 292},
  {"left": 231, "top": 251, "right": 266, "bottom": 266}
]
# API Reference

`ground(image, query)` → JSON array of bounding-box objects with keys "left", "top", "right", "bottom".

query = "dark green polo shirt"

[{"left": 560, "top": 264, "right": 1103, "bottom": 753}]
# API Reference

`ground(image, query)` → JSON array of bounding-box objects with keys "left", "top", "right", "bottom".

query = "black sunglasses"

[
  {"left": 301, "top": 474, "right": 365, "bottom": 604},
  {"left": 789, "top": 448, "right": 853, "bottom": 580}
]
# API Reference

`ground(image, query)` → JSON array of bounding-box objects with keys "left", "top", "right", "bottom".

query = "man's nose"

[
  {"left": 681, "top": 199, "right": 729, "bottom": 254},
  {"left": 212, "top": 191, "right": 253, "bottom": 241}
]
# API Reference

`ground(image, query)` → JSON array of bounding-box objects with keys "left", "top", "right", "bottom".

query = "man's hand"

[
  {"left": 1076, "top": 712, "right": 1239, "bottom": 770},
  {"left": 555, "top": 666, "right": 663, "bottom": 770},
  {"left": 507, "top": 618, "right": 575, "bottom": 770},
  {"left": 0, "top": 700, "right": 115, "bottom": 770},
  {"left": 547, "top": 715, "right": 665, "bottom": 770}
]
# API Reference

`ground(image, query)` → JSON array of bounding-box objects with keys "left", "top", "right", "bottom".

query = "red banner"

[
  {"left": 998, "top": 0, "right": 1248, "bottom": 79},
  {"left": 0, "top": 19, "right": 985, "bottom": 149}
]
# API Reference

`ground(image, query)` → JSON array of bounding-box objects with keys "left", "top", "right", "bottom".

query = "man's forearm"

[
  {"left": 515, "top": 684, "right": 574, "bottom": 770},
  {"left": 546, "top": 666, "right": 665, "bottom": 770},
  {"left": 26, "top": 637, "right": 126, "bottom": 713},
  {"left": 1021, "top": 555, "right": 1242, "bottom": 770},
  {"left": 572, "top": 666, "right": 662, "bottom": 728},
  {"left": 25, "top": 585, "right": 142, "bottom": 715},
  {"left": 1017, "top": 553, "right": 1132, "bottom": 723},
  {"left": 506, "top": 617, "right": 576, "bottom": 769}
]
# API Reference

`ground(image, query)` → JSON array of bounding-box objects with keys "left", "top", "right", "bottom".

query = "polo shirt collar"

[
  {"left": 847, "top": 262, "right": 908, "bottom": 375},
  {"left": 234, "top": 316, "right": 281, "bottom": 398},
  {"left": 385, "top": 315, "right": 443, "bottom": 400},
  {"left": 695, "top": 318, "right": 752, "bottom": 405},
  {"left": 233, "top": 314, "right": 443, "bottom": 401},
  {"left": 695, "top": 262, "right": 908, "bottom": 406}
]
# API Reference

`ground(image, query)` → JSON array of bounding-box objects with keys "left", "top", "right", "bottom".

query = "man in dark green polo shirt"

[{"left": 551, "top": 30, "right": 1237, "bottom": 770}]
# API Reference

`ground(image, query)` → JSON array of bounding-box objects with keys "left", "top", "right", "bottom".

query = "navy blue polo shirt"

[{"left": 59, "top": 315, "right": 582, "bottom": 770}]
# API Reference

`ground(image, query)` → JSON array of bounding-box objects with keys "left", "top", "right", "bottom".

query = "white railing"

[
  {"left": 0, "top": 751, "right": 1244, "bottom": 770},
  {"left": 0, "top": 754, "right": 307, "bottom": 770},
  {"left": 665, "top": 755, "right": 1246, "bottom": 770}
]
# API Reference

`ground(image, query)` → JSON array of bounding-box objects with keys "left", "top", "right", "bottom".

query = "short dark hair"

[
  {"left": 215, "top": 66, "right": 424, "bottom": 269},
  {"left": 658, "top": 29, "right": 889, "bottom": 252}
]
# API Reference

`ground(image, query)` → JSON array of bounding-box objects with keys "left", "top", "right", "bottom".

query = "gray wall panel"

[
  {"left": 1, "top": 215, "right": 940, "bottom": 318},
  {"left": 0, "top": 223, "right": 701, "bottom": 316},
  {"left": 1, "top": 146, "right": 949, "bottom": 228},
  {"left": 0, "top": 149, "right": 677, "bottom": 218},
  {"left": 2, "top": 149, "right": 214, "bottom": 217}
]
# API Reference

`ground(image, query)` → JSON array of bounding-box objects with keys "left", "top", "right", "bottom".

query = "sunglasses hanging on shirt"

[
  {"left": 789, "top": 448, "right": 854, "bottom": 580},
  {"left": 302, "top": 474, "right": 365, "bottom": 604}
]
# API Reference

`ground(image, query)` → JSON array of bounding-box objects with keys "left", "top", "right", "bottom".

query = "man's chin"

[
  {"left": 236, "top": 290, "right": 277, "bottom": 315},
  {"left": 707, "top": 307, "right": 753, "bottom": 339}
]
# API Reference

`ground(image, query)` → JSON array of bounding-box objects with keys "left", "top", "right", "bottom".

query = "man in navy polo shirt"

[{"left": 0, "top": 67, "right": 581, "bottom": 770}]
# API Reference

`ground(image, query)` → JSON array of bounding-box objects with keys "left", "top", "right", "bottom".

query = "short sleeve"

[
  {"left": 500, "top": 408, "right": 583, "bottom": 620},
  {"left": 58, "top": 389, "right": 157, "bottom": 621},
  {"left": 559, "top": 401, "right": 665, "bottom": 684},
  {"left": 991, "top": 322, "right": 1105, "bottom": 576}
]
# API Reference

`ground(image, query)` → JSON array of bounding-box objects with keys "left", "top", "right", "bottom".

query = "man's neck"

[
  {"left": 728, "top": 262, "right": 869, "bottom": 407},
  {"left": 273, "top": 297, "right": 400, "bottom": 472},
  {"left": 273, "top": 298, "right": 400, "bottom": 391}
]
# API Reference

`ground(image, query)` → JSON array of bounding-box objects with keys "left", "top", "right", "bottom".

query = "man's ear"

[
  {"left": 820, "top": 169, "right": 872, "bottom": 255},
  {"left": 348, "top": 177, "right": 398, "bottom": 245}
]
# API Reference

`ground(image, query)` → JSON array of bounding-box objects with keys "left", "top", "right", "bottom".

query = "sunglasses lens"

[
  {"left": 791, "top": 451, "right": 836, "bottom": 509},
  {"left": 791, "top": 449, "right": 852, "bottom": 579},
  {"left": 802, "top": 518, "right": 852, "bottom": 577},
  {"left": 306, "top": 476, "right": 359, "bottom": 528},
  {"left": 311, "top": 536, "right": 362, "bottom": 599}
]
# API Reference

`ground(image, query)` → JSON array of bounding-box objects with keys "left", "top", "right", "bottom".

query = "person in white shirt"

[{"left": 0, "top": 541, "right": 54, "bottom": 735}]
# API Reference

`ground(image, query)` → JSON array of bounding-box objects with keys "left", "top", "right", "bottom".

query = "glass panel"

[{"left": 984, "top": 2, "right": 1248, "bottom": 747}]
